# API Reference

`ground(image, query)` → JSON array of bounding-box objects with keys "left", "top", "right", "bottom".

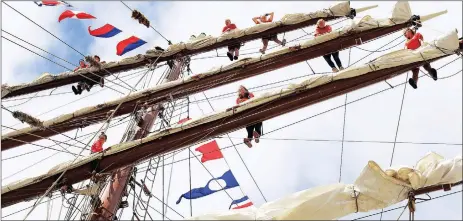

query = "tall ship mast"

[{"left": 2, "top": 1, "right": 462, "bottom": 220}]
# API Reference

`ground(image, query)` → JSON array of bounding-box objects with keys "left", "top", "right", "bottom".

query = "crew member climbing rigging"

[
  {"left": 403, "top": 28, "right": 438, "bottom": 89},
  {"left": 252, "top": 12, "right": 287, "bottom": 54},
  {"left": 236, "top": 85, "right": 262, "bottom": 148}
]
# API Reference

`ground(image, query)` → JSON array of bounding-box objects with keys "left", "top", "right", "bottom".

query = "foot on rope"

[
  {"left": 253, "top": 131, "right": 260, "bottom": 143},
  {"left": 281, "top": 39, "right": 287, "bottom": 47},
  {"left": 244, "top": 138, "right": 252, "bottom": 148},
  {"left": 332, "top": 67, "right": 339, "bottom": 73},
  {"left": 259, "top": 49, "right": 265, "bottom": 54},
  {"left": 408, "top": 78, "right": 418, "bottom": 89},
  {"left": 429, "top": 68, "right": 438, "bottom": 81},
  {"left": 234, "top": 55, "right": 238, "bottom": 60},
  {"left": 226, "top": 52, "right": 233, "bottom": 61}
]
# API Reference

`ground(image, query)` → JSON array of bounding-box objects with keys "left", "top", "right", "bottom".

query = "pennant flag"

[
  {"left": 229, "top": 196, "right": 254, "bottom": 209},
  {"left": 176, "top": 170, "right": 239, "bottom": 204},
  {"left": 35, "top": 1, "right": 72, "bottom": 7},
  {"left": 116, "top": 36, "right": 146, "bottom": 56},
  {"left": 88, "top": 24, "right": 122, "bottom": 38},
  {"left": 58, "top": 10, "right": 96, "bottom": 22},
  {"left": 195, "top": 140, "right": 223, "bottom": 163},
  {"left": 177, "top": 117, "right": 191, "bottom": 124}
]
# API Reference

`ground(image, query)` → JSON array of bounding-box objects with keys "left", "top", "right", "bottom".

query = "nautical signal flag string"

[
  {"left": 34, "top": 1, "right": 72, "bottom": 7},
  {"left": 88, "top": 24, "right": 122, "bottom": 38},
  {"left": 176, "top": 140, "right": 254, "bottom": 210},
  {"left": 229, "top": 196, "right": 254, "bottom": 210},
  {"left": 176, "top": 170, "right": 240, "bottom": 204},
  {"left": 58, "top": 10, "right": 96, "bottom": 22},
  {"left": 116, "top": 36, "right": 147, "bottom": 56},
  {"left": 43, "top": 3, "right": 147, "bottom": 56},
  {"left": 195, "top": 140, "right": 224, "bottom": 163}
]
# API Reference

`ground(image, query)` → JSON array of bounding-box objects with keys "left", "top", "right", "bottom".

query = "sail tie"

[
  {"left": 131, "top": 10, "right": 150, "bottom": 28},
  {"left": 12, "top": 110, "right": 44, "bottom": 128}
]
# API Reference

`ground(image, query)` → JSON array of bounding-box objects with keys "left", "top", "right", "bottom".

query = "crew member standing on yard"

[
  {"left": 404, "top": 28, "right": 438, "bottom": 89},
  {"left": 315, "top": 19, "right": 344, "bottom": 73},
  {"left": 91, "top": 132, "right": 107, "bottom": 154},
  {"left": 222, "top": 19, "right": 241, "bottom": 61},
  {"left": 236, "top": 85, "right": 262, "bottom": 148},
  {"left": 252, "top": 12, "right": 286, "bottom": 54}
]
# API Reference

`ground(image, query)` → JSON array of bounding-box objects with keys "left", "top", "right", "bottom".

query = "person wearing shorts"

[{"left": 252, "top": 12, "right": 286, "bottom": 54}]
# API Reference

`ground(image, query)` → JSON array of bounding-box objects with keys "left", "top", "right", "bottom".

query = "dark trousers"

[
  {"left": 323, "top": 51, "right": 343, "bottom": 69},
  {"left": 246, "top": 122, "right": 262, "bottom": 139},
  {"left": 411, "top": 63, "right": 432, "bottom": 83}
]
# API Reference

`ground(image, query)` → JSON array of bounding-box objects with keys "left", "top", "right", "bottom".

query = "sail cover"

[
  {"left": 2, "top": 29, "right": 460, "bottom": 201},
  {"left": 2, "top": 1, "right": 374, "bottom": 99},
  {"left": 187, "top": 152, "right": 462, "bottom": 220}
]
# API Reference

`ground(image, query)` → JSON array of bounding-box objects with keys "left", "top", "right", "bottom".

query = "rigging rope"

[
  {"left": 352, "top": 190, "right": 463, "bottom": 220},
  {"left": 198, "top": 90, "right": 268, "bottom": 202},
  {"left": 2, "top": 2, "right": 135, "bottom": 92},
  {"left": 380, "top": 73, "right": 409, "bottom": 221},
  {"left": 120, "top": 1, "right": 172, "bottom": 45},
  {"left": 145, "top": 67, "right": 463, "bottom": 170}
]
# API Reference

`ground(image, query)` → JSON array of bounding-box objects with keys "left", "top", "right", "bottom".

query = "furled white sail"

[
  {"left": 2, "top": 1, "right": 448, "bottom": 142},
  {"left": 2, "top": 28, "right": 460, "bottom": 197},
  {"left": 2, "top": 1, "right": 374, "bottom": 99},
  {"left": 187, "top": 152, "right": 462, "bottom": 220}
]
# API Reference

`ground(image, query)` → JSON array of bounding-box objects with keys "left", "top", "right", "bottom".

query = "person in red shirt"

[
  {"left": 91, "top": 132, "right": 107, "bottom": 154},
  {"left": 315, "top": 19, "right": 344, "bottom": 73},
  {"left": 222, "top": 19, "right": 241, "bottom": 61},
  {"left": 74, "top": 59, "right": 88, "bottom": 71},
  {"left": 403, "top": 28, "right": 438, "bottom": 89},
  {"left": 236, "top": 85, "right": 262, "bottom": 148},
  {"left": 252, "top": 12, "right": 286, "bottom": 54}
]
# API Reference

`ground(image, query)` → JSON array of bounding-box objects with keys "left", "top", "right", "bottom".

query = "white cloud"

[{"left": 1, "top": 1, "right": 461, "bottom": 220}]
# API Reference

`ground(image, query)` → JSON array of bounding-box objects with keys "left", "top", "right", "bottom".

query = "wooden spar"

[
  {"left": 1, "top": 21, "right": 412, "bottom": 151},
  {"left": 89, "top": 106, "right": 159, "bottom": 221},
  {"left": 1, "top": 55, "right": 452, "bottom": 207},
  {"left": 2, "top": 3, "right": 375, "bottom": 99},
  {"left": 88, "top": 58, "right": 186, "bottom": 221}
]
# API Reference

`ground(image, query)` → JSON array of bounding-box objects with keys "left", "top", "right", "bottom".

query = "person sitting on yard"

[
  {"left": 315, "top": 19, "right": 344, "bottom": 73},
  {"left": 222, "top": 19, "right": 241, "bottom": 61},
  {"left": 236, "top": 85, "right": 262, "bottom": 148},
  {"left": 74, "top": 59, "right": 88, "bottom": 71},
  {"left": 403, "top": 28, "right": 438, "bottom": 89},
  {"left": 91, "top": 132, "right": 107, "bottom": 154},
  {"left": 252, "top": 12, "right": 286, "bottom": 54}
]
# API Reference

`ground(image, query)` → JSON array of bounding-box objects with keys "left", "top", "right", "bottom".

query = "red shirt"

[
  {"left": 74, "top": 64, "right": 88, "bottom": 71},
  {"left": 314, "top": 25, "right": 332, "bottom": 37},
  {"left": 222, "top": 23, "right": 237, "bottom": 33},
  {"left": 236, "top": 92, "right": 254, "bottom": 104},
  {"left": 91, "top": 139, "right": 105, "bottom": 153},
  {"left": 405, "top": 32, "right": 423, "bottom": 50}
]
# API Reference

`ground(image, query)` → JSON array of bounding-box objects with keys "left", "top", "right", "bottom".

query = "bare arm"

[
  {"left": 267, "top": 12, "right": 274, "bottom": 22},
  {"left": 252, "top": 17, "right": 260, "bottom": 24}
]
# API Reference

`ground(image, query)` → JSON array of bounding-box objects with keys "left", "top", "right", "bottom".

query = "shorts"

[
  {"left": 262, "top": 35, "right": 278, "bottom": 41},
  {"left": 228, "top": 44, "right": 241, "bottom": 51}
]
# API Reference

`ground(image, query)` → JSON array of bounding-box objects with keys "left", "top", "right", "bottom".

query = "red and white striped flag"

[{"left": 58, "top": 10, "right": 96, "bottom": 22}]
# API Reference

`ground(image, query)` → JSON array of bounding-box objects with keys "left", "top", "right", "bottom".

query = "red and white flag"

[{"left": 58, "top": 10, "right": 96, "bottom": 22}]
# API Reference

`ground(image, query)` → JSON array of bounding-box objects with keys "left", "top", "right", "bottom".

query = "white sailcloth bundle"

[{"left": 187, "top": 152, "right": 462, "bottom": 220}]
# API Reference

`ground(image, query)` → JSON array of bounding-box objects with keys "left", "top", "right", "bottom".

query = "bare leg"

[
  {"left": 234, "top": 48, "right": 239, "bottom": 59},
  {"left": 260, "top": 39, "right": 269, "bottom": 54}
]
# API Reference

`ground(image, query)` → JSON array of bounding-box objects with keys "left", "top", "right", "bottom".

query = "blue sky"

[{"left": 1, "top": 1, "right": 462, "bottom": 220}]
